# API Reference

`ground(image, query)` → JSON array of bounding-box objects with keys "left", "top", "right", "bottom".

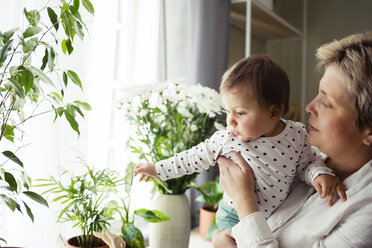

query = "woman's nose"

[{"left": 305, "top": 98, "right": 316, "bottom": 115}]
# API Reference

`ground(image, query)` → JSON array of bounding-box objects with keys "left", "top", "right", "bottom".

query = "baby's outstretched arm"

[
  {"left": 134, "top": 163, "right": 159, "bottom": 182},
  {"left": 313, "top": 174, "right": 347, "bottom": 206}
]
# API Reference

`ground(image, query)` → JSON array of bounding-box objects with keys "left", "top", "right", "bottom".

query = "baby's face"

[{"left": 221, "top": 85, "right": 277, "bottom": 141}]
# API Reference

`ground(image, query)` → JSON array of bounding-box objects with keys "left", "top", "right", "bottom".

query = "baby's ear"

[{"left": 270, "top": 104, "right": 284, "bottom": 119}]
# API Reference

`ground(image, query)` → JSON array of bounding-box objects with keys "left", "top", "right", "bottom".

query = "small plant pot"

[
  {"left": 66, "top": 235, "right": 109, "bottom": 248},
  {"left": 199, "top": 206, "right": 217, "bottom": 241}
]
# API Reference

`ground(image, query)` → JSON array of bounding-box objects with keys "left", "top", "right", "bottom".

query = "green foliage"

[
  {"left": 120, "top": 80, "right": 225, "bottom": 194},
  {"left": 36, "top": 162, "right": 123, "bottom": 247},
  {"left": 0, "top": 1, "right": 94, "bottom": 243},
  {"left": 117, "top": 162, "right": 170, "bottom": 248},
  {"left": 196, "top": 177, "right": 223, "bottom": 210}
]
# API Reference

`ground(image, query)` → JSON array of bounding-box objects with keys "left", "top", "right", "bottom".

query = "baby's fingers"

[
  {"left": 327, "top": 184, "right": 336, "bottom": 206},
  {"left": 314, "top": 182, "right": 323, "bottom": 196},
  {"left": 336, "top": 183, "right": 347, "bottom": 202}
]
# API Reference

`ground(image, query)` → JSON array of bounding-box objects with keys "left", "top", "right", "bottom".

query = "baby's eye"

[{"left": 236, "top": 111, "right": 245, "bottom": 116}]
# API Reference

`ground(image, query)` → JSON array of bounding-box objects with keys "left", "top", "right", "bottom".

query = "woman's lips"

[{"left": 309, "top": 123, "right": 319, "bottom": 132}]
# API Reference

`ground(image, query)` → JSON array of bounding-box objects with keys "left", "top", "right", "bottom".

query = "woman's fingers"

[{"left": 232, "top": 151, "right": 251, "bottom": 174}]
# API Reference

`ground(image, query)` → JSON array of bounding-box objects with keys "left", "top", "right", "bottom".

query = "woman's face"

[{"left": 305, "top": 65, "right": 366, "bottom": 161}]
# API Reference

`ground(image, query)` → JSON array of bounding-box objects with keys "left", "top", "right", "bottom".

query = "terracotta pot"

[
  {"left": 66, "top": 235, "right": 109, "bottom": 248},
  {"left": 199, "top": 206, "right": 217, "bottom": 240}
]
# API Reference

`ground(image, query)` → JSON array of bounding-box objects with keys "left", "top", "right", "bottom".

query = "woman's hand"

[
  {"left": 217, "top": 151, "right": 259, "bottom": 219},
  {"left": 212, "top": 229, "right": 237, "bottom": 248}
]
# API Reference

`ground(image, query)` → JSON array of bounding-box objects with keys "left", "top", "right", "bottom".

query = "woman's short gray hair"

[{"left": 316, "top": 31, "right": 372, "bottom": 131}]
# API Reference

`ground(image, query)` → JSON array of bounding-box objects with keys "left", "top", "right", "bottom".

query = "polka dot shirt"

[{"left": 155, "top": 119, "right": 335, "bottom": 219}]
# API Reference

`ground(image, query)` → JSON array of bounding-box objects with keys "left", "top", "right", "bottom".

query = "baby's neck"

[{"left": 263, "top": 120, "right": 285, "bottom": 137}]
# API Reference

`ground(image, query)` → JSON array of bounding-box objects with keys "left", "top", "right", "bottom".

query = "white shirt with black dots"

[{"left": 155, "top": 119, "right": 335, "bottom": 219}]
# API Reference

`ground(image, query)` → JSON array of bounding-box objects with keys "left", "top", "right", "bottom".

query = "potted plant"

[
  {"left": 0, "top": 0, "right": 93, "bottom": 245},
  {"left": 36, "top": 161, "right": 123, "bottom": 248},
  {"left": 117, "top": 162, "right": 170, "bottom": 248},
  {"left": 118, "top": 79, "right": 225, "bottom": 248},
  {"left": 196, "top": 177, "right": 223, "bottom": 241}
]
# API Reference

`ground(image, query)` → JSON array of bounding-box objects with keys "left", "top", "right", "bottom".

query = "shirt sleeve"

[
  {"left": 155, "top": 130, "right": 228, "bottom": 180},
  {"left": 295, "top": 125, "right": 335, "bottom": 185},
  {"left": 231, "top": 212, "right": 279, "bottom": 248}
]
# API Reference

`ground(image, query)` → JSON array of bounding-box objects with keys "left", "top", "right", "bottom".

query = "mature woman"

[{"left": 212, "top": 31, "right": 372, "bottom": 247}]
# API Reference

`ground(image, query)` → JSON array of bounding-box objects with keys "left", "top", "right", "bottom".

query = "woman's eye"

[{"left": 322, "top": 100, "right": 330, "bottom": 108}]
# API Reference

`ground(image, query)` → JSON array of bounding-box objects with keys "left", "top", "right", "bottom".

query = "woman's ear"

[
  {"left": 270, "top": 105, "right": 284, "bottom": 119},
  {"left": 362, "top": 128, "right": 372, "bottom": 146}
]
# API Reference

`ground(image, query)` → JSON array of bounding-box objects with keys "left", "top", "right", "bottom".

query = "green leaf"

[
  {"left": 24, "top": 9, "right": 40, "bottom": 26},
  {"left": 64, "top": 109, "right": 80, "bottom": 135},
  {"left": 8, "top": 78, "right": 25, "bottom": 98},
  {"left": 134, "top": 209, "right": 170, "bottom": 223},
  {"left": 2, "top": 196, "right": 18, "bottom": 211},
  {"left": 19, "top": 66, "right": 34, "bottom": 94},
  {"left": 23, "top": 191, "right": 49, "bottom": 207},
  {"left": 61, "top": 7, "right": 76, "bottom": 40},
  {"left": 2, "top": 124, "right": 15, "bottom": 142},
  {"left": 23, "top": 26, "right": 42, "bottom": 38},
  {"left": 121, "top": 223, "right": 144, "bottom": 248},
  {"left": 73, "top": 0, "right": 80, "bottom": 13},
  {"left": 47, "top": 7, "right": 59, "bottom": 31},
  {"left": 47, "top": 47, "right": 55, "bottom": 71},
  {"left": 3, "top": 150, "right": 23, "bottom": 167},
  {"left": 41, "top": 48, "right": 48, "bottom": 70},
  {"left": 67, "top": 70, "right": 82, "bottom": 90},
  {"left": 82, "top": 0, "right": 94, "bottom": 14},
  {"left": 74, "top": 21, "right": 84, "bottom": 40},
  {"left": 23, "top": 201, "right": 34, "bottom": 222},
  {"left": 3, "top": 28, "right": 18, "bottom": 43},
  {"left": 30, "top": 66, "right": 54, "bottom": 86},
  {"left": 50, "top": 92, "right": 63, "bottom": 103},
  {"left": 63, "top": 71, "right": 68, "bottom": 87},
  {"left": 4, "top": 172, "right": 17, "bottom": 191},
  {"left": 0, "top": 39, "right": 14, "bottom": 66},
  {"left": 73, "top": 100, "right": 91, "bottom": 110},
  {"left": 61, "top": 39, "right": 73, "bottom": 55},
  {"left": 0, "top": 237, "right": 7, "bottom": 244},
  {"left": 23, "top": 37, "right": 38, "bottom": 53}
]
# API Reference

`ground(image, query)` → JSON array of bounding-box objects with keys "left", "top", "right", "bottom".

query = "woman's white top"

[
  {"left": 155, "top": 119, "right": 334, "bottom": 218},
  {"left": 231, "top": 158, "right": 372, "bottom": 247}
]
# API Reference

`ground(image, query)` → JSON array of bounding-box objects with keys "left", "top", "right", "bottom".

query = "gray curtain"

[{"left": 161, "top": 0, "right": 231, "bottom": 227}]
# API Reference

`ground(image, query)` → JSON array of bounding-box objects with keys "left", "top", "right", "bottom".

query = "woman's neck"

[{"left": 326, "top": 148, "right": 372, "bottom": 181}]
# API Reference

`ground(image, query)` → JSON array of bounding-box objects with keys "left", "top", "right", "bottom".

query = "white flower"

[
  {"left": 214, "top": 122, "right": 225, "bottom": 131},
  {"left": 190, "top": 124, "right": 198, "bottom": 131}
]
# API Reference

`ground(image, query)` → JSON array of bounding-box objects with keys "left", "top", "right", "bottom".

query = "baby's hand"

[
  {"left": 313, "top": 174, "right": 347, "bottom": 206},
  {"left": 133, "top": 163, "right": 159, "bottom": 182}
]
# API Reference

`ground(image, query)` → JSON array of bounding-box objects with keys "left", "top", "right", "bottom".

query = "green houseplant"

[
  {"left": 119, "top": 79, "right": 225, "bottom": 248},
  {"left": 36, "top": 161, "right": 123, "bottom": 247},
  {"left": 0, "top": 0, "right": 93, "bottom": 244},
  {"left": 37, "top": 161, "right": 169, "bottom": 248},
  {"left": 196, "top": 177, "right": 223, "bottom": 240}
]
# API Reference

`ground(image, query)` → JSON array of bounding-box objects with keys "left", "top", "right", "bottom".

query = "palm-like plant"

[{"left": 36, "top": 162, "right": 123, "bottom": 247}]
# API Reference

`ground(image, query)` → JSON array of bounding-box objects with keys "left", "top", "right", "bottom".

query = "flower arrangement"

[{"left": 119, "top": 79, "right": 225, "bottom": 194}]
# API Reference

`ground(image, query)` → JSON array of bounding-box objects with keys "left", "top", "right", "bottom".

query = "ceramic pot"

[
  {"left": 149, "top": 193, "right": 191, "bottom": 248},
  {"left": 66, "top": 235, "right": 109, "bottom": 248},
  {"left": 199, "top": 206, "right": 217, "bottom": 240}
]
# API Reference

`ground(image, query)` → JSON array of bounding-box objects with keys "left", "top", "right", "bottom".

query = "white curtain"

[{"left": 0, "top": 0, "right": 161, "bottom": 247}]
